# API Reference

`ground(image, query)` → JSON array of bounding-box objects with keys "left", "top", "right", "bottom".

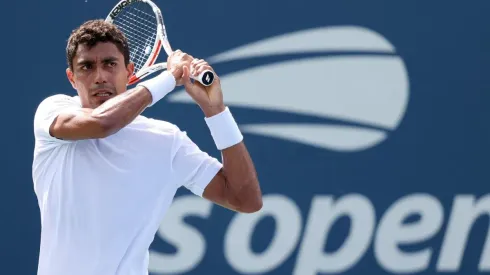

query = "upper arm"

[
  {"left": 170, "top": 127, "right": 223, "bottom": 197},
  {"left": 202, "top": 169, "right": 262, "bottom": 213},
  {"left": 166, "top": 122, "right": 263, "bottom": 213},
  {"left": 34, "top": 94, "right": 107, "bottom": 142},
  {"left": 201, "top": 170, "right": 241, "bottom": 212},
  {"left": 169, "top": 127, "right": 256, "bottom": 213}
]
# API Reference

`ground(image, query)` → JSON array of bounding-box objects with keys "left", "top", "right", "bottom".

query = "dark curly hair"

[{"left": 66, "top": 19, "right": 130, "bottom": 70}]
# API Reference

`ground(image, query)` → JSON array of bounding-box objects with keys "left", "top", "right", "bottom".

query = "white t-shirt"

[{"left": 32, "top": 94, "right": 223, "bottom": 275}]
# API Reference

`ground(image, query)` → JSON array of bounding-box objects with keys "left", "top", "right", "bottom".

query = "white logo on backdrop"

[
  {"left": 150, "top": 27, "right": 488, "bottom": 275},
  {"left": 168, "top": 26, "right": 410, "bottom": 152}
]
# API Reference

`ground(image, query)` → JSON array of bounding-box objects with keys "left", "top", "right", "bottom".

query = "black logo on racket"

[{"left": 202, "top": 71, "right": 214, "bottom": 86}]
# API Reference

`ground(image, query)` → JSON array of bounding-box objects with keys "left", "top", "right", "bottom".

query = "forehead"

[{"left": 75, "top": 42, "right": 123, "bottom": 61}]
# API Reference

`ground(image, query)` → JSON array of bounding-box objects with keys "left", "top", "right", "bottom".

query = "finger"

[
  {"left": 193, "top": 59, "right": 207, "bottom": 67},
  {"left": 190, "top": 59, "right": 202, "bottom": 75},
  {"left": 191, "top": 59, "right": 206, "bottom": 67},
  {"left": 182, "top": 52, "right": 193, "bottom": 61},
  {"left": 194, "top": 64, "right": 213, "bottom": 77},
  {"left": 182, "top": 65, "right": 190, "bottom": 82},
  {"left": 182, "top": 66, "right": 193, "bottom": 90},
  {"left": 172, "top": 50, "right": 181, "bottom": 58},
  {"left": 190, "top": 59, "right": 200, "bottom": 73},
  {"left": 177, "top": 50, "right": 192, "bottom": 60},
  {"left": 191, "top": 60, "right": 208, "bottom": 75}
]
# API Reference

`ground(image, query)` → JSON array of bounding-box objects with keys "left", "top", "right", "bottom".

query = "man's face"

[{"left": 67, "top": 42, "right": 134, "bottom": 108}]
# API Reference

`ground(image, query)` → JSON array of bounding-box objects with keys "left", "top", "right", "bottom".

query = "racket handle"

[{"left": 192, "top": 70, "right": 215, "bottom": 86}]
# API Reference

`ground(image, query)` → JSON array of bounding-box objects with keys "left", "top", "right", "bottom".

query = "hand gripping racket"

[{"left": 106, "top": 0, "right": 215, "bottom": 86}]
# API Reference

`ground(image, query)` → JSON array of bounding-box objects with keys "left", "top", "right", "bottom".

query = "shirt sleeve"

[
  {"left": 33, "top": 94, "right": 81, "bottom": 144},
  {"left": 170, "top": 128, "right": 223, "bottom": 197}
]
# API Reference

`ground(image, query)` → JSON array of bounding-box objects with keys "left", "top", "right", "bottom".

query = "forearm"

[
  {"left": 92, "top": 86, "right": 152, "bottom": 135},
  {"left": 92, "top": 71, "right": 176, "bottom": 135},
  {"left": 203, "top": 106, "right": 262, "bottom": 212}
]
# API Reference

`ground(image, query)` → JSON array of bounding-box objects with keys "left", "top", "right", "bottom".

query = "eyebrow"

[{"left": 76, "top": 56, "right": 119, "bottom": 66}]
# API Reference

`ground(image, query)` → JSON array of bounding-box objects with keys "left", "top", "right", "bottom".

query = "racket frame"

[{"left": 106, "top": 0, "right": 171, "bottom": 85}]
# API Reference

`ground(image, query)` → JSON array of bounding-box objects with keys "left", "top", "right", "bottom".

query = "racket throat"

[{"left": 149, "top": 40, "right": 162, "bottom": 67}]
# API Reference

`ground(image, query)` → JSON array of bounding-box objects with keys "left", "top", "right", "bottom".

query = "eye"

[
  {"left": 80, "top": 64, "right": 92, "bottom": 70},
  {"left": 108, "top": 62, "right": 117, "bottom": 67}
]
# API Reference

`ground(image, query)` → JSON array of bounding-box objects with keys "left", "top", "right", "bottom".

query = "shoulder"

[
  {"left": 36, "top": 94, "right": 80, "bottom": 110},
  {"left": 35, "top": 94, "right": 81, "bottom": 117},
  {"left": 33, "top": 94, "right": 82, "bottom": 142}
]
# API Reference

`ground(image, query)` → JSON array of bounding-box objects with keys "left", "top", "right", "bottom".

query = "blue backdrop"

[{"left": 5, "top": 0, "right": 490, "bottom": 274}]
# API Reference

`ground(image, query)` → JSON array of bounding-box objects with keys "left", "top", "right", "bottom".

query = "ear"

[
  {"left": 126, "top": 62, "right": 135, "bottom": 82},
  {"left": 66, "top": 68, "right": 77, "bottom": 90}
]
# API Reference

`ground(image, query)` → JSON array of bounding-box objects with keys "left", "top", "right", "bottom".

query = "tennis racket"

[{"left": 106, "top": 0, "right": 215, "bottom": 87}]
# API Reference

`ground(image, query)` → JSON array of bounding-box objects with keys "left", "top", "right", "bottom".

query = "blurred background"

[{"left": 4, "top": 0, "right": 490, "bottom": 274}]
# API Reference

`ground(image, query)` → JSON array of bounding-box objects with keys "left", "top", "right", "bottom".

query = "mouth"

[{"left": 92, "top": 89, "right": 115, "bottom": 98}]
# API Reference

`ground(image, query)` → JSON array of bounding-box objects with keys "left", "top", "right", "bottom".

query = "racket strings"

[
  {"left": 112, "top": 3, "right": 158, "bottom": 72},
  {"left": 117, "top": 16, "right": 156, "bottom": 71}
]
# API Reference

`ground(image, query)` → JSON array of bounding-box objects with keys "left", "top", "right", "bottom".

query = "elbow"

[
  {"left": 238, "top": 179, "right": 263, "bottom": 213},
  {"left": 241, "top": 197, "right": 263, "bottom": 213}
]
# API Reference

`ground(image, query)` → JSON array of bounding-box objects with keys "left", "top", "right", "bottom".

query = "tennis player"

[{"left": 32, "top": 19, "right": 262, "bottom": 275}]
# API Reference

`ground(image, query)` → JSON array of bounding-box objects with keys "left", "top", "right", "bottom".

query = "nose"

[{"left": 94, "top": 66, "right": 108, "bottom": 84}]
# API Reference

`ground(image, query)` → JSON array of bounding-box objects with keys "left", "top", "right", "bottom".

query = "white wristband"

[
  {"left": 205, "top": 107, "right": 243, "bottom": 150},
  {"left": 136, "top": 71, "right": 176, "bottom": 106}
]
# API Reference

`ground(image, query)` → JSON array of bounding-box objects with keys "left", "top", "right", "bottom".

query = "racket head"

[{"left": 106, "top": 0, "right": 171, "bottom": 85}]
